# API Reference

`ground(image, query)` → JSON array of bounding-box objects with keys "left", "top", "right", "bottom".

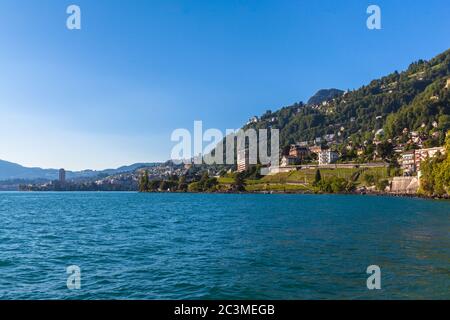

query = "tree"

[
  {"left": 363, "top": 173, "right": 376, "bottom": 186},
  {"left": 178, "top": 176, "right": 188, "bottom": 192},
  {"left": 376, "top": 179, "right": 390, "bottom": 192},
  {"left": 139, "top": 170, "right": 149, "bottom": 192},
  {"left": 376, "top": 141, "right": 395, "bottom": 163},
  {"left": 159, "top": 180, "right": 170, "bottom": 191},
  {"left": 232, "top": 172, "right": 246, "bottom": 192},
  {"left": 148, "top": 180, "right": 160, "bottom": 192},
  {"left": 188, "top": 182, "right": 202, "bottom": 192},
  {"left": 314, "top": 169, "right": 322, "bottom": 185},
  {"left": 419, "top": 131, "right": 450, "bottom": 196},
  {"left": 199, "top": 172, "right": 210, "bottom": 189}
]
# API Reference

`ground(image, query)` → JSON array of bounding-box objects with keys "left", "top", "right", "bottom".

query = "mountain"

[
  {"left": 0, "top": 160, "right": 158, "bottom": 181},
  {"left": 0, "top": 160, "right": 58, "bottom": 181},
  {"left": 242, "top": 48, "right": 450, "bottom": 148},
  {"left": 307, "top": 88, "right": 344, "bottom": 106}
]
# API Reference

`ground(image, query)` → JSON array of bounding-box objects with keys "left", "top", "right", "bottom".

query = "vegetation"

[
  {"left": 135, "top": 50, "right": 450, "bottom": 197},
  {"left": 419, "top": 132, "right": 450, "bottom": 197},
  {"left": 315, "top": 177, "right": 356, "bottom": 193},
  {"left": 314, "top": 169, "right": 322, "bottom": 185},
  {"left": 138, "top": 171, "right": 219, "bottom": 193},
  {"left": 231, "top": 172, "right": 246, "bottom": 192},
  {"left": 237, "top": 49, "right": 450, "bottom": 157}
]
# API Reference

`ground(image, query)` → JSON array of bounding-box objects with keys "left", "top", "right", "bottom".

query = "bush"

[
  {"left": 188, "top": 182, "right": 202, "bottom": 192},
  {"left": 376, "top": 179, "right": 390, "bottom": 192},
  {"left": 316, "top": 177, "right": 355, "bottom": 193},
  {"left": 363, "top": 173, "right": 376, "bottom": 186}
]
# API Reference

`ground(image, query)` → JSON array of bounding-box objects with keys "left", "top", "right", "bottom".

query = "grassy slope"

[{"left": 217, "top": 167, "right": 389, "bottom": 192}]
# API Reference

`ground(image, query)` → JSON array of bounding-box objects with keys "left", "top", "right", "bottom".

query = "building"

[
  {"left": 400, "top": 147, "right": 445, "bottom": 174},
  {"left": 280, "top": 155, "right": 298, "bottom": 167},
  {"left": 59, "top": 168, "right": 66, "bottom": 183},
  {"left": 309, "top": 145, "right": 322, "bottom": 155},
  {"left": 297, "top": 141, "right": 309, "bottom": 147},
  {"left": 324, "top": 134, "right": 336, "bottom": 142},
  {"left": 289, "top": 145, "right": 310, "bottom": 159},
  {"left": 237, "top": 148, "right": 249, "bottom": 172},
  {"left": 356, "top": 148, "right": 365, "bottom": 156},
  {"left": 246, "top": 116, "right": 259, "bottom": 125},
  {"left": 400, "top": 151, "right": 416, "bottom": 174},
  {"left": 318, "top": 150, "right": 339, "bottom": 165},
  {"left": 414, "top": 147, "right": 445, "bottom": 172}
]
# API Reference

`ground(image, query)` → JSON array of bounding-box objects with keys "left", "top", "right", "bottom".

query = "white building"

[
  {"left": 281, "top": 155, "right": 297, "bottom": 167},
  {"left": 237, "top": 148, "right": 249, "bottom": 172},
  {"left": 318, "top": 150, "right": 339, "bottom": 165}
]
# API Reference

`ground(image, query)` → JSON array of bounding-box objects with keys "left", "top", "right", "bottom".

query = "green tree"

[
  {"left": 363, "top": 173, "right": 376, "bottom": 186},
  {"left": 314, "top": 169, "right": 322, "bottom": 185},
  {"left": 419, "top": 131, "right": 450, "bottom": 196},
  {"left": 376, "top": 179, "right": 390, "bottom": 192},
  {"left": 178, "top": 176, "right": 188, "bottom": 192},
  {"left": 139, "top": 170, "right": 149, "bottom": 192},
  {"left": 376, "top": 141, "right": 395, "bottom": 163},
  {"left": 160, "top": 180, "right": 170, "bottom": 191},
  {"left": 188, "top": 182, "right": 202, "bottom": 192},
  {"left": 148, "top": 180, "right": 160, "bottom": 192},
  {"left": 232, "top": 172, "right": 246, "bottom": 192}
]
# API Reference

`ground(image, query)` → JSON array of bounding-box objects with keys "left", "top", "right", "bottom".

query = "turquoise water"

[{"left": 0, "top": 192, "right": 448, "bottom": 300}]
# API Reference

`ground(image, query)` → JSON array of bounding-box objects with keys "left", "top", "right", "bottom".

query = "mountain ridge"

[
  {"left": 242, "top": 48, "right": 450, "bottom": 149},
  {"left": 307, "top": 88, "right": 344, "bottom": 106},
  {"left": 0, "top": 159, "right": 159, "bottom": 181}
]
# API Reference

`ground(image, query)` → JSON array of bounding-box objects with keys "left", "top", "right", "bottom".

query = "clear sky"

[{"left": 0, "top": 0, "right": 449, "bottom": 170}]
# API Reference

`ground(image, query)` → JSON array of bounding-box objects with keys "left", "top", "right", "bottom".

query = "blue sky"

[{"left": 0, "top": 0, "right": 449, "bottom": 170}]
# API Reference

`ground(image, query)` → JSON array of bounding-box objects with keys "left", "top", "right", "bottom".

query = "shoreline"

[
  {"left": 5, "top": 189, "right": 449, "bottom": 201},
  {"left": 138, "top": 189, "right": 450, "bottom": 201}
]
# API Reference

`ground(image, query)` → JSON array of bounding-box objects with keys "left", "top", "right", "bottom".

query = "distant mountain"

[
  {"left": 307, "top": 88, "right": 344, "bottom": 106},
  {"left": 0, "top": 160, "right": 58, "bottom": 181},
  {"left": 0, "top": 160, "right": 158, "bottom": 181}
]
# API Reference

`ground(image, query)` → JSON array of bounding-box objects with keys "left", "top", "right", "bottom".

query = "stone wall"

[{"left": 390, "top": 177, "right": 419, "bottom": 194}]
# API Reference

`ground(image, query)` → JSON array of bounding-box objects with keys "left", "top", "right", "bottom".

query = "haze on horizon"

[{"left": 0, "top": 0, "right": 449, "bottom": 171}]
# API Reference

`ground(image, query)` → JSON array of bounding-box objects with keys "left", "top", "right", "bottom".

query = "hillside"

[
  {"left": 307, "top": 89, "right": 344, "bottom": 106},
  {"left": 243, "top": 48, "right": 450, "bottom": 149},
  {"left": 0, "top": 159, "right": 158, "bottom": 182},
  {"left": 0, "top": 160, "right": 58, "bottom": 181}
]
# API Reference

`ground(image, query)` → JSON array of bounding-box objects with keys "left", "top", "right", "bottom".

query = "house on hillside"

[
  {"left": 401, "top": 151, "right": 416, "bottom": 175},
  {"left": 289, "top": 144, "right": 310, "bottom": 160},
  {"left": 237, "top": 148, "right": 250, "bottom": 172},
  {"left": 400, "top": 147, "right": 445, "bottom": 174},
  {"left": 281, "top": 155, "right": 298, "bottom": 167},
  {"left": 309, "top": 145, "right": 322, "bottom": 155},
  {"left": 357, "top": 148, "right": 365, "bottom": 156},
  {"left": 414, "top": 147, "right": 445, "bottom": 172},
  {"left": 318, "top": 150, "right": 339, "bottom": 165}
]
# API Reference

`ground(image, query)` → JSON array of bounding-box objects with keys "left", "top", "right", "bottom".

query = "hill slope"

[
  {"left": 0, "top": 160, "right": 158, "bottom": 181},
  {"left": 243, "top": 48, "right": 450, "bottom": 149},
  {"left": 307, "top": 89, "right": 344, "bottom": 106}
]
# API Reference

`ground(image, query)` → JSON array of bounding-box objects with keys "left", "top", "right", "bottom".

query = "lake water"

[{"left": 0, "top": 192, "right": 449, "bottom": 300}]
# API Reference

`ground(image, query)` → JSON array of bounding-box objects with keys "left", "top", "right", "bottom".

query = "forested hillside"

[{"left": 243, "top": 48, "right": 450, "bottom": 149}]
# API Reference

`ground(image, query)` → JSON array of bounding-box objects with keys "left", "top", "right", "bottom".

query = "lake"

[{"left": 0, "top": 192, "right": 448, "bottom": 299}]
